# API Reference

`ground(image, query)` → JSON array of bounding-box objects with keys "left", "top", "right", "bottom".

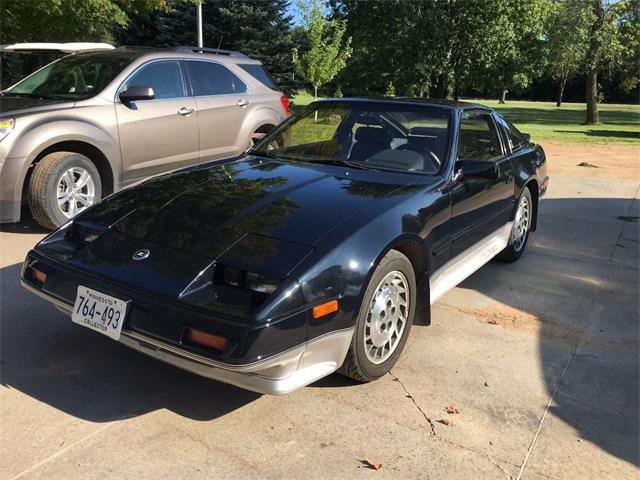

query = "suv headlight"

[{"left": 0, "top": 119, "right": 15, "bottom": 142}]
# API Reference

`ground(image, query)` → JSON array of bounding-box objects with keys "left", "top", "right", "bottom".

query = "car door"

[
  {"left": 184, "top": 60, "right": 250, "bottom": 161},
  {"left": 115, "top": 59, "right": 199, "bottom": 182},
  {"left": 449, "top": 110, "right": 515, "bottom": 257}
]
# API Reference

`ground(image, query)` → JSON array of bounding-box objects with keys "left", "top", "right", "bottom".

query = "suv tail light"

[{"left": 280, "top": 95, "right": 291, "bottom": 116}]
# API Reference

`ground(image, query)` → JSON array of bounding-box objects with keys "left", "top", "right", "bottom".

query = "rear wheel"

[
  {"left": 497, "top": 187, "right": 532, "bottom": 262},
  {"left": 28, "top": 152, "right": 102, "bottom": 229},
  {"left": 339, "top": 250, "right": 416, "bottom": 382}
]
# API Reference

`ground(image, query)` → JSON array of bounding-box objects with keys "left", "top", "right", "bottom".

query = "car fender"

[
  {"left": 241, "top": 106, "right": 284, "bottom": 139},
  {"left": 9, "top": 120, "right": 121, "bottom": 204}
]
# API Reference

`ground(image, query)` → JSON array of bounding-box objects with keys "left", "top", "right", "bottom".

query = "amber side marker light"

[
  {"left": 185, "top": 328, "right": 226, "bottom": 351},
  {"left": 29, "top": 267, "right": 47, "bottom": 284},
  {"left": 312, "top": 299, "right": 339, "bottom": 319}
]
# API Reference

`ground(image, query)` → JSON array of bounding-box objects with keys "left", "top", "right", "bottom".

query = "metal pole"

[{"left": 197, "top": 1, "right": 203, "bottom": 48}]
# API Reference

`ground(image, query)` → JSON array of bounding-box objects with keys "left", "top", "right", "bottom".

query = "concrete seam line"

[
  {"left": 515, "top": 349, "right": 575, "bottom": 480},
  {"left": 10, "top": 422, "right": 116, "bottom": 480},
  {"left": 516, "top": 273, "right": 605, "bottom": 480},
  {"left": 388, "top": 370, "right": 437, "bottom": 436},
  {"left": 608, "top": 183, "right": 640, "bottom": 262}
]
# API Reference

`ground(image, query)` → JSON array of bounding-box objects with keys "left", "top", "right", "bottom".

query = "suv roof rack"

[{"left": 174, "top": 46, "right": 248, "bottom": 58}]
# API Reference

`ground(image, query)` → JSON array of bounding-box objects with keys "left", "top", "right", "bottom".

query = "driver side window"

[
  {"left": 458, "top": 112, "right": 503, "bottom": 161},
  {"left": 124, "top": 61, "right": 186, "bottom": 100}
]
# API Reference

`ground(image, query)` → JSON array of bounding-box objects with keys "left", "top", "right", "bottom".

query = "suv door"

[
  {"left": 115, "top": 60, "right": 198, "bottom": 182},
  {"left": 185, "top": 60, "right": 250, "bottom": 161},
  {"left": 450, "top": 110, "right": 515, "bottom": 257}
]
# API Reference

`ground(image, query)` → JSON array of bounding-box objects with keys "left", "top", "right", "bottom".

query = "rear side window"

[
  {"left": 238, "top": 64, "right": 278, "bottom": 90},
  {"left": 186, "top": 61, "right": 247, "bottom": 96},
  {"left": 125, "top": 61, "right": 186, "bottom": 99},
  {"left": 458, "top": 112, "right": 503, "bottom": 161},
  {"left": 496, "top": 114, "right": 526, "bottom": 152}
]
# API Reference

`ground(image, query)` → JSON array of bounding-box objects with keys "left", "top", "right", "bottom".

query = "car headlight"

[
  {"left": 222, "top": 267, "right": 280, "bottom": 294},
  {"left": 0, "top": 118, "right": 15, "bottom": 142}
]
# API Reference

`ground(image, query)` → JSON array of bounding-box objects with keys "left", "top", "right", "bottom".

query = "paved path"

[{"left": 1, "top": 145, "right": 638, "bottom": 479}]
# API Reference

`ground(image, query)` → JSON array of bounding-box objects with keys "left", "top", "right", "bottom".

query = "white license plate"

[{"left": 71, "top": 286, "right": 127, "bottom": 340}]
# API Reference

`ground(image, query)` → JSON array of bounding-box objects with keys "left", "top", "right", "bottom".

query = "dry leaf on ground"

[
  {"left": 437, "top": 418, "right": 453, "bottom": 426},
  {"left": 446, "top": 406, "right": 460, "bottom": 414},
  {"left": 364, "top": 459, "right": 382, "bottom": 471}
]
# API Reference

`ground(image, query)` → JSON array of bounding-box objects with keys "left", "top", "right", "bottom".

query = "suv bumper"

[{"left": 0, "top": 156, "right": 27, "bottom": 223}]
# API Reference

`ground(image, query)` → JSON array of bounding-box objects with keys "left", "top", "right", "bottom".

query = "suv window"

[
  {"left": 125, "top": 60, "right": 185, "bottom": 99},
  {"left": 496, "top": 114, "right": 526, "bottom": 152},
  {"left": 6, "top": 51, "right": 135, "bottom": 100},
  {"left": 238, "top": 64, "right": 278, "bottom": 90},
  {"left": 186, "top": 61, "right": 247, "bottom": 96},
  {"left": 458, "top": 112, "right": 503, "bottom": 161}
]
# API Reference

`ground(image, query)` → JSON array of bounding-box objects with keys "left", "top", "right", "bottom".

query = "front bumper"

[{"left": 21, "top": 279, "right": 353, "bottom": 396}]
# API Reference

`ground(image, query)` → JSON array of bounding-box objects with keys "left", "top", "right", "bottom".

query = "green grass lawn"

[{"left": 291, "top": 91, "right": 640, "bottom": 144}]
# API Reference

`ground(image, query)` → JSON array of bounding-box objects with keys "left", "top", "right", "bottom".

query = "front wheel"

[
  {"left": 338, "top": 250, "right": 416, "bottom": 382},
  {"left": 28, "top": 152, "right": 102, "bottom": 229},
  {"left": 497, "top": 187, "right": 532, "bottom": 262}
]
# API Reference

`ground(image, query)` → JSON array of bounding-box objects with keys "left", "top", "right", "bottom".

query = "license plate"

[{"left": 71, "top": 286, "right": 127, "bottom": 340}]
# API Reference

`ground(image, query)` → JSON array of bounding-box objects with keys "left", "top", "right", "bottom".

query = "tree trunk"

[
  {"left": 585, "top": 0, "right": 604, "bottom": 124},
  {"left": 434, "top": 73, "right": 448, "bottom": 99},
  {"left": 585, "top": 68, "right": 599, "bottom": 124},
  {"left": 556, "top": 73, "right": 568, "bottom": 107},
  {"left": 499, "top": 89, "right": 508, "bottom": 104}
]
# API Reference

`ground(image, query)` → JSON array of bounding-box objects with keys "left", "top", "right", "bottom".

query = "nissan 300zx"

[{"left": 21, "top": 98, "right": 548, "bottom": 394}]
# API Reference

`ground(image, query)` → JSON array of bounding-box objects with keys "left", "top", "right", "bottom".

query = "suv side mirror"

[
  {"left": 119, "top": 86, "right": 155, "bottom": 104},
  {"left": 454, "top": 159, "right": 499, "bottom": 181}
]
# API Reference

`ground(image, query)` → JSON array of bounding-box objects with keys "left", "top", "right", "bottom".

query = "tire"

[
  {"left": 338, "top": 250, "right": 417, "bottom": 382},
  {"left": 28, "top": 151, "right": 102, "bottom": 229},
  {"left": 497, "top": 186, "right": 533, "bottom": 262}
]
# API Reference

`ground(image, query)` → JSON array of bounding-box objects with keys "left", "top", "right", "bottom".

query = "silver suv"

[{"left": 0, "top": 46, "right": 290, "bottom": 228}]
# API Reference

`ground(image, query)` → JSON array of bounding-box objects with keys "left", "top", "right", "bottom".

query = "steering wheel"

[{"left": 396, "top": 143, "right": 441, "bottom": 171}]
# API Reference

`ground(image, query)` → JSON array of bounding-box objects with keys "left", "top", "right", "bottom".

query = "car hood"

[
  {"left": 80, "top": 156, "right": 424, "bottom": 259},
  {"left": 0, "top": 95, "right": 75, "bottom": 116}
]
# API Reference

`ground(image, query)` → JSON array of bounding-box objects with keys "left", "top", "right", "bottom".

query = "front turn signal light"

[
  {"left": 184, "top": 328, "right": 226, "bottom": 351},
  {"left": 312, "top": 300, "right": 339, "bottom": 319}
]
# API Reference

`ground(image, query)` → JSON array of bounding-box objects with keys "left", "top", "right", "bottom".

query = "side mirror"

[
  {"left": 454, "top": 159, "right": 499, "bottom": 181},
  {"left": 119, "top": 85, "right": 155, "bottom": 104},
  {"left": 523, "top": 133, "right": 531, "bottom": 143}
]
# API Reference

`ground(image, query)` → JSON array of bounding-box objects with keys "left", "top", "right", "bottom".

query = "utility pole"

[{"left": 197, "top": 1, "right": 204, "bottom": 48}]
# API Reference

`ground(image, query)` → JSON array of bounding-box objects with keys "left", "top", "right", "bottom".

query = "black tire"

[
  {"left": 338, "top": 250, "right": 417, "bottom": 382},
  {"left": 28, "top": 151, "right": 102, "bottom": 230},
  {"left": 497, "top": 187, "right": 533, "bottom": 262}
]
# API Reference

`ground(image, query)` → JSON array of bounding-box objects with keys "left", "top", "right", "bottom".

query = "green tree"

[
  {"left": 116, "top": 0, "right": 296, "bottom": 95},
  {"left": 612, "top": 0, "right": 640, "bottom": 95},
  {"left": 546, "top": 0, "right": 591, "bottom": 106},
  {"left": 488, "top": 0, "right": 550, "bottom": 104},
  {"left": 0, "top": 0, "right": 181, "bottom": 43},
  {"left": 294, "top": 0, "right": 352, "bottom": 99},
  {"left": 583, "top": 0, "right": 624, "bottom": 123}
]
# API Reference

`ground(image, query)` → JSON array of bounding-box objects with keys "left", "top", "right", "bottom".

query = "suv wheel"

[
  {"left": 28, "top": 152, "right": 102, "bottom": 229},
  {"left": 338, "top": 250, "right": 416, "bottom": 382}
]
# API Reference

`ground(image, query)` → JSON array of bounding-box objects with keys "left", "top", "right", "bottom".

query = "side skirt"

[{"left": 429, "top": 221, "right": 513, "bottom": 305}]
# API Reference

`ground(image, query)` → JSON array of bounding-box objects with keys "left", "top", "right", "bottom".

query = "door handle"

[
  {"left": 237, "top": 99, "right": 249, "bottom": 107},
  {"left": 178, "top": 107, "right": 194, "bottom": 116}
]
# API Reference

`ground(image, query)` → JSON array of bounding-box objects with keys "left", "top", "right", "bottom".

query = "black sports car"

[{"left": 22, "top": 99, "right": 548, "bottom": 394}]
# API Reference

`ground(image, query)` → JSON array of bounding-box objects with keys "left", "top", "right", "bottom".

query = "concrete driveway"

[{"left": 1, "top": 144, "right": 638, "bottom": 479}]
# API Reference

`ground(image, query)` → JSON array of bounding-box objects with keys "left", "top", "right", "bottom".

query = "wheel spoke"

[{"left": 75, "top": 171, "right": 90, "bottom": 189}]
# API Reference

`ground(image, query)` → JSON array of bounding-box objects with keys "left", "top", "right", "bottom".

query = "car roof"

[{"left": 316, "top": 97, "right": 491, "bottom": 111}]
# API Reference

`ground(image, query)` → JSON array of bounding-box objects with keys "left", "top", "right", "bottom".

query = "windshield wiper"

[
  {"left": 247, "top": 149, "right": 278, "bottom": 160},
  {"left": 306, "top": 158, "right": 378, "bottom": 171}
]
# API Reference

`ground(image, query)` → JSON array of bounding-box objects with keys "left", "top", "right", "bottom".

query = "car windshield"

[
  {"left": 4, "top": 51, "right": 136, "bottom": 100},
  {"left": 252, "top": 102, "right": 452, "bottom": 174}
]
